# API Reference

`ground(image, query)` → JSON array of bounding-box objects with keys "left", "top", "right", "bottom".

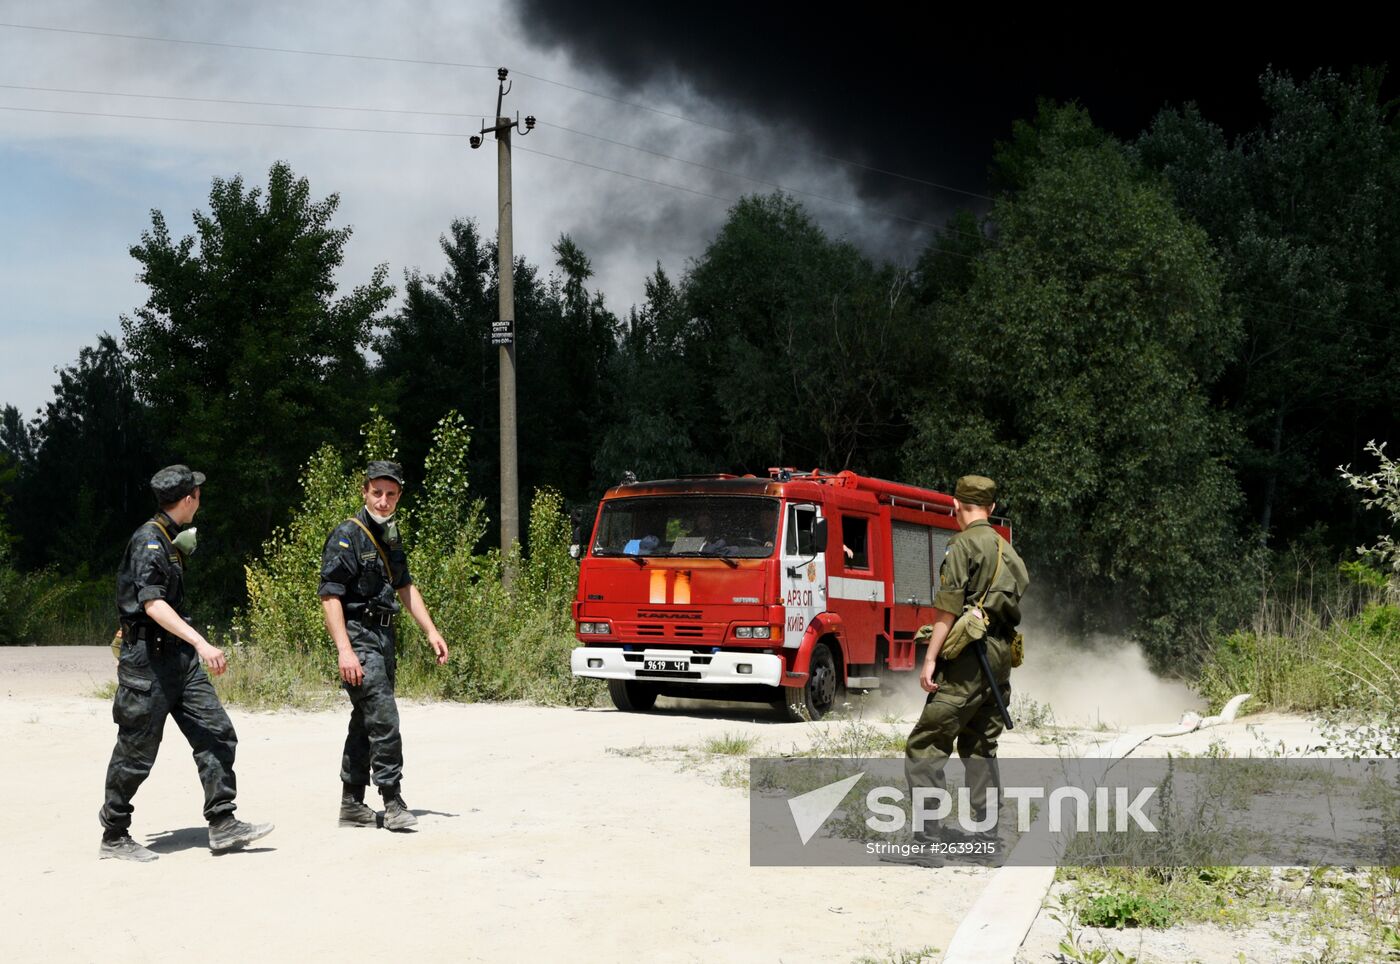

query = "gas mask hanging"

[{"left": 172, "top": 527, "right": 198, "bottom": 556}]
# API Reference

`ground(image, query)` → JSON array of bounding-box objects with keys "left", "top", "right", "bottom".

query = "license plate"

[{"left": 643, "top": 658, "right": 689, "bottom": 672}]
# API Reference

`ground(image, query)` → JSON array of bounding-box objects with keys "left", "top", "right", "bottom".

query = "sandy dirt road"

[
  {"left": 2, "top": 646, "right": 1337, "bottom": 963},
  {"left": 2, "top": 647, "right": 991, "bottom": 964}
]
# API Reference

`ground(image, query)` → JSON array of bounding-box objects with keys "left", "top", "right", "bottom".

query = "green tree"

[
  {"left": 375, "top": 223, "right": 617, "bottom": 536},
  {"left": 122, "top": 162, "right": 394, "bottom": 607},
  {"left": 0, "top": 335, "right": 153, "bottom": 573},
  {"left": 1137, "top": 68, "right": 1400, "bottom": 548},
  {"left": 521, "top": 236, "right": 619, "bottom": 500},
  {"left": 374, "top": 219, "right": 493, "bottom": 475},
  {"left": 613, "top": 192, "right": 922, "bottom": 479},
  {"left": 904, "top": 104, "right": 1244, "bottom": 663},
  {"left": 593, "top": 264, "right": 709, "bottom": 484}
]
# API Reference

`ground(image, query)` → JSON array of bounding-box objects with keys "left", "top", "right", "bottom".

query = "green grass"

[
  {"left": 801, "top": 716, "right": 907, "bottom": 758},
  {"left": 701, "top": 732, "right": 760, "bottom": 756},
  {"left": 1011, "top": 693, "right": 1057, "bottom": 728},
  {"left": 1196, "top": 584, "right": 1398, "bottom": 715},
  {"left": 851, "top": 946, "right": 939, "bottom": 964},
  {"left": 1057, "top": 865, "right": 1400, "bottom": 962}
]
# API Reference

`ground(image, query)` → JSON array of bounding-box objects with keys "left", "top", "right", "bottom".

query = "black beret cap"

[
  {"left": 151, "top": 464, "right": 206, "bottom": 503},
  {"left": 365, "top": 460, "right": 405, "bottom": 485}
]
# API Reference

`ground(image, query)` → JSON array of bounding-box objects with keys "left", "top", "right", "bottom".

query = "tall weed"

[
  {"left": 239, "top": 410, "right": 601, "bottom": 708},
  {"left": 0, "top": 540, "right": 103, "bottom": 645}
]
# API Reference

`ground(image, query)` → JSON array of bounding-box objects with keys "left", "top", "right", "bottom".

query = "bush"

[
  {"left": 420, "top": 487, "right": 601, "bottom": 706},
  {"left": 242, "top": 442, "right": 362, "bottom": 678},
  {"left": 1077, "top": 891, "right": 1179, "bottom": 929},
  {"left": 238, "top": 409, "right": 602, "bottom": 708},
  {"left": 0, "top": 540, "right": 97, "bottom": 645},
  {"left": 1198, "top": 443, "right": 1400, "bottom": 719},
  {"left": 1198, "top": 603, "right": 1400, "bottom": 714},
  {"left": 1340, "top": 440, "right": 1400, "bottom": 601}
]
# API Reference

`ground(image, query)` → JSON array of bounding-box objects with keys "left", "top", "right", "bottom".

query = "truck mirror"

[
  {"left": 811, "top": 518, "right": 827, "bottom": 551},
  {"left": 568, "top": 544, "right": 582, "bottom": 561}
]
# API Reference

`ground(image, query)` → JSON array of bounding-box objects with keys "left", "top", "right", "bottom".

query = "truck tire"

[
  {"left": 779, "top": 641, "right": 838, "bottom": 721},
  {"left": 608, "top": 679, "right": 659, "bottom": 712}
]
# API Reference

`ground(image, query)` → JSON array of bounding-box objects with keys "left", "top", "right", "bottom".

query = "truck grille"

[{"left": 615, "top": 621, "right": 721, "bottom": 644}]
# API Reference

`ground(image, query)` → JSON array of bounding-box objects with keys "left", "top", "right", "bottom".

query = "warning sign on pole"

[{"left": 491, "top": 319, "right": 514, "bottom": 346}]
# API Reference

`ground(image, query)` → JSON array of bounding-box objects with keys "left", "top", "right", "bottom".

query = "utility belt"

[
  {"left": 345, "top": 602, "right": 396, "bottom": 628},
  {"left": 120, "top": 620, "right": 178, "bottom": 656}
]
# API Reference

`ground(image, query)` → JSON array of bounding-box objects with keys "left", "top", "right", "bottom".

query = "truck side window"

[
  {"left": 785, "top": 505, "right": 816, "bottom": 555},
  {"left": 841, "top": 516, "right": 869, "bottom": 570}
]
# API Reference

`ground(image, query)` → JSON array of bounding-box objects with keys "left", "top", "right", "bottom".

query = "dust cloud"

[
  {"left": 1011, "top": 629, "right": 1205, "bottom": 727},
  {"left": 872, "top": 621, "right": 1205, "bottom": 729}
]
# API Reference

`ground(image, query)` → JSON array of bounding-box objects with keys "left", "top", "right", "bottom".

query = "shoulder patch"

[
  {"left": 337, "top": 539, "right": 351, "bottom": 548},
  {"left": 145, "top": 541, "right": 162, "bottom": 550}
]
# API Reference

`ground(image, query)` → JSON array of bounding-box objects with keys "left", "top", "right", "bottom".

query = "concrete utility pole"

[{"left": 471, "top": 69, "right": 535, "bottom": 585}]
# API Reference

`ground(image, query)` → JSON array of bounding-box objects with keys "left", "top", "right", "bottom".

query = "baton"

[{"left": 974, "top": 637, "right": 1014, "bottom": 730}]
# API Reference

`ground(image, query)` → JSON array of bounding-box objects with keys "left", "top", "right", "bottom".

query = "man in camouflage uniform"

[
  {"left": 99, "top": 465, "right": 274, "bottom": 861},
  {"left": 904, "top": 475, "right": 1030, "bottom": 857},
  {"left": 319, "top": 461, "right": 449, "bottom": 831}
]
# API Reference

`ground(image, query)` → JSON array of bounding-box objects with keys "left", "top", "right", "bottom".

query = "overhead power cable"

[
  {"left": 0, "top": 103, "right": 469, "bottom": 139},
  {"left": 0, "top": 82, "right": 476, "bottom": 119},
  {"left": 0, "top": 102, "right": 952, "bottom": 232},
  {"left": 0, "top": 19, "right": 991, "bottom": 202},
  {"left": 1, "top": 95, "right": 1393, "bottom": 337},
  {"left": 0, "top": 82, "right": 940, "bottom": 216},
  {"left": 0, "top": 20, "right": 492, "bottom": 71}
]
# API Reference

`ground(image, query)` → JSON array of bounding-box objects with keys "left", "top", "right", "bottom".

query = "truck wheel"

[
  {"left": 608, "top": 679, "right": 659, "bottom": 712},
  {"left": 780, "top": 642, "right": 838, "bottom": 721}
]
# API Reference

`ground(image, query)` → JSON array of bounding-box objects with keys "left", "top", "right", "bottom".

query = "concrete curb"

[{"left": 940, "top": 693, "right": 1252, "bottom": 963}]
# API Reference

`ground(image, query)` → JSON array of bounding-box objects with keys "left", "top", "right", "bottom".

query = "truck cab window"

[
  {"left": 592, "top": 496, "right": 780, "bottom": 559},
  {"left": 841, "top": 516, "right": 869, "bottom": 570},
  {"left": 785, "top": 505, "right": 817, "bottom": 555}
]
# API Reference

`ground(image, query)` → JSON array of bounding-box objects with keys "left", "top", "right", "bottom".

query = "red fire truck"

[{"left": 569, "top": 468, "right": 1012, "bottom": 720}]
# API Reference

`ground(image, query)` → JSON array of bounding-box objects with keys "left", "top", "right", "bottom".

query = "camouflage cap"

[
  {"left": 151, "top": 464, "right": 205, "bottom": 504},
  {"left": 365, "top": 460, "right": 405, "bottom": 485},
  {"left": 954, "top": 475, "right": 997, "bottom": 506}
]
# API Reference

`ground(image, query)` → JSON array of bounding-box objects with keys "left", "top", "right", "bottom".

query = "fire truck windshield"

[{"left": 592, "top": 496, "right": 780, "bottom": 559}]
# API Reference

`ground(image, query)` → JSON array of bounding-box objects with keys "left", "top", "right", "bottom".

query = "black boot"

[
  {"left": 339, "top": 783, "right": 376, "bottom": 828},
  {"left": 381, "top": 783, "right": 417, "bottom": 831}
]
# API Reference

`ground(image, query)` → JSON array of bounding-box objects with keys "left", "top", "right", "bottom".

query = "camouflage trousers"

[
  {"left": 340, "top": 622, "right": 403, "bottom": 792},
  {"left": 100, "top": 635, "right": 238, "bottom": 832},
  {"left": 904, "top": 636, "right": 1013, "bottom": 829}
]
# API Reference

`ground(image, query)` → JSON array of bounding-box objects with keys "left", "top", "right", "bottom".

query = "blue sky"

[{"left": 0, "top": 1, "right": 900, "bottom": 420}]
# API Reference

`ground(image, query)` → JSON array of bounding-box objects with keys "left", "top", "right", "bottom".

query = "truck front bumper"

[{"left": 570, "top": 647, "right": 784, "bottom": 686}]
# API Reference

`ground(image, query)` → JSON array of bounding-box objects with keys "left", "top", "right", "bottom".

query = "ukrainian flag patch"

[
  {"left": 337, "top": 539, "right": 350, "bottom": 548},
  {"left": 145, "top": 542, "right": 161, "bottom": 550}
]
